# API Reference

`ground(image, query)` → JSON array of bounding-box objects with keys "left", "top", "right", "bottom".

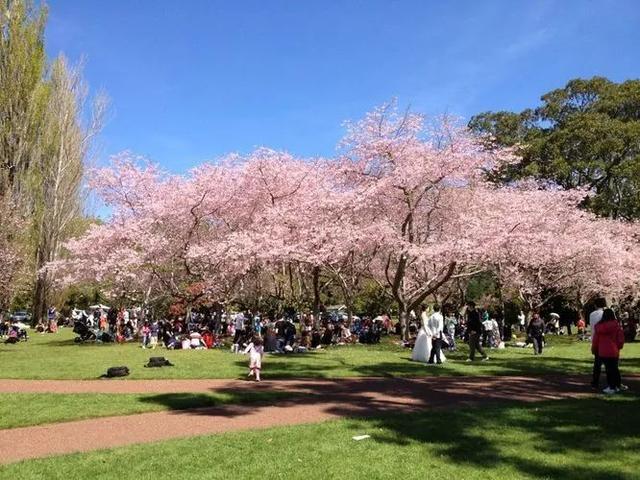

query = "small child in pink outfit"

[
  {"left": 243, "top": 336, "right": 264, "bottom": 381},
  {"left": 140, "top": 322, "right": 151, "bottom": 349}
]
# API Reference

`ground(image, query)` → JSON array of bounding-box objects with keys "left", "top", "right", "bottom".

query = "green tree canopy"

[{"left": 469, "top": 77, "right": 640, "bottom": 219}]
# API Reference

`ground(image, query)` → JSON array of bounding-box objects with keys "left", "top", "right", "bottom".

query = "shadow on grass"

[
  {"left": 231, "top": 352, "right": 601, "bottom": 379},
  {"left": 365, "top": 395, "right": 640, "bottom": 480},
  {"left": 137, "top": 374, "right": 640, "bottom": 479},
  {"left": 136, "top": 390, "right": 291, "bottom": 411}
]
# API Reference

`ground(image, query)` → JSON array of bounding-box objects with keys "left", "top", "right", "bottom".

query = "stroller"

[{"left": 73, "top": 320, "right": 97, "bottom": 343}]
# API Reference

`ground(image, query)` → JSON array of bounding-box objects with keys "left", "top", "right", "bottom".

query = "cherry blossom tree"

[
  {"left": 52, "top": 154, "right": 253, "bottom": 312},
  {"left": 484, "top": 185, "right": 640, "bottom": 314},
  {"left": 336, "top": 104, "right": 517, "bottom": 337},
  {"left": 50, "top": 103, "right": 640, "bottom": 332},
  {"left": 336, "top": 103, "right": 640, "bottom": 338}
]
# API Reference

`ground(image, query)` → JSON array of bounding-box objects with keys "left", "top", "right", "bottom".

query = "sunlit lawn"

[
  {"left": 1, "top": 395, "right": 637, "bottom": 480},
  {"left": 0, "top": 390, "right": 290, "bottom": 430},
  {"left": 1, "top": 328, "right": 638, "bottom": 380}
]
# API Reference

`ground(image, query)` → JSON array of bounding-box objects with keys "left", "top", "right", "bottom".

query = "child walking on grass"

[{"left": 244, "top": 336, "right": 264, "bottom": 381}]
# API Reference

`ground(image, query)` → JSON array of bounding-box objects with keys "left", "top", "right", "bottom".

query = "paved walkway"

[{"left": 0, "top": 374, "right": 628, "bottom": 465}]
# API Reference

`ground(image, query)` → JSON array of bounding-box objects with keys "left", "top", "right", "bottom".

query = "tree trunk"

[
  {"left": 32, "top": 272, "right": 48, "bottom": 326},
  {"left": 312, "top": 265, "right": 321, "bottom": 325},
  {"left": 345, "top": 298, "right": 354, "bottom": 327},
  {"left": 398, "top": 303, "right": 409, "bottom": 341}
]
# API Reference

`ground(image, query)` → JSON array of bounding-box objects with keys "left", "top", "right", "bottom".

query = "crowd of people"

[
  {"left": 66, "top": 306, "right": 393, "bottom": 353},
  {"left": 406, "top": 301, "right": 506, "bottom": 359},
  {"left": 407, "top": 298, "right": 635, "bottom": 396},
  {"left": 2, "top": 298, "right": 636, "bottom": 392}
]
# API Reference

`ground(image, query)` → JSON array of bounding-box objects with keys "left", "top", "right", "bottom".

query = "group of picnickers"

[{"left": 3, "top": 295, "right": 633, "bottom": 393}]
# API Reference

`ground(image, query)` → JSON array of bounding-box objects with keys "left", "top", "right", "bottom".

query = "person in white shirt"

[
  {"left": 518, "top": 311, "right": 526, "bottom": 332},
  {"left": 427, "top": 305, "right": 444, "bottom": 364},
  {"left": 231, "top": 313, "right": 246, "bottom": 353},
  {"left": 444, "top": 314, "right": 458, "bottom": 351},
  {"left": 590, "top": 298, "right": 607, "bottom": 388},
  {"left": 589, "top": 302, "right": 605, "bottom": 333}
]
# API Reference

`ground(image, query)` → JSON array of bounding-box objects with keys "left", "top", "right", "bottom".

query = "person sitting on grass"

[
  {"left": 311, "top": 328, "right": 322, "bottom": 348},
  {"left": 592, "top": 308, "right": 628, "bottom": 394},
  {"left": 48, "top": 317, "right": 58, "bottom": 333},
  {"left": 16, "top": 325, "right": 28, "bottom": 341},
  {"left": 339, "top": 322, "right": 354, "bottom": 344},
  {"left": 577, "top": 317, "right": 586, "bottom": 338},
  {"left": 163, "top": 328, "right": 178, "bottom": 349},
  {"left": 4, "top": 326, "right": 19, "bottom": 344}
]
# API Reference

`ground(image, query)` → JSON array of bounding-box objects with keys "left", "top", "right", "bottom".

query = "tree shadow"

[
  {"left": 364, "top": 395, "right": 640, "bottom": 480},
  {"left": 135, "top": 374, "right": 640, "bottom": 478},
  {"left": 136, "top": 390, "right": 291, "bottom": 411}
]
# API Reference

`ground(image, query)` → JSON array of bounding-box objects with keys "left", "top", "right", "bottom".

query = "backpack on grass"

[
  {"left": 101, "top": 366, "right": 130, "bottom": 378},
  {"left": 144, "top": 356, "right": 174, "bottom": 368}
]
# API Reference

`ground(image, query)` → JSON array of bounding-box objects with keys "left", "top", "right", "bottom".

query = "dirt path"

[
  {"left": 1, "top": 374, "right": 630, "bottom": 465},
  {"left": 0, "top": 378, "right": 259, "bottom": 394}
]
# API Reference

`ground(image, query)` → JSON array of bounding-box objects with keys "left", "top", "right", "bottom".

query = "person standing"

[
  {"left": 244, "top": 336, "right": 265, "bottom": 381},
  {"left": 592, "top": 308, "right": 626, "bottom": 394},
  {"left": 232, "top": 312, "right": 246, "bottom": 353},
  {"left": 466, "top": 302, "right": 489, "bottom": 362},
  {"left": 140, "top": 322, "right": 150, "bottom": 349},
  {"left": 428, "top": 305, "right": 444, "bottom": 364},
  {"left": 527, "top": 312, "right": 545, "bottom": 355},
  {"left": 590, "top": 298, "right": 607, "bottom": 389},
  {"left": 411, "top": 305, "right": 431, "bottom": 363},
  {"left": 518, "top": 311, "right": 526, "bottom": 333},
  {"left": 445, "top": 312, "right": 458, "bottom": 351}
]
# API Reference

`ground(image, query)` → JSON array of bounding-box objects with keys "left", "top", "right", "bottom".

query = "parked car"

[{"left": 10, "top": 311, "right": 31, "bottom": 324}]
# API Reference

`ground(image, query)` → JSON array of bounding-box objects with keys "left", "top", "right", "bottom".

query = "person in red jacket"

[{"left": 591, "top": 309, "right": 627, "bottom": 394}]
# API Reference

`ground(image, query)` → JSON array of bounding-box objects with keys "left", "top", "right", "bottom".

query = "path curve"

[{"left": 1, "top": 374, "right": 631, "bottom": 465}]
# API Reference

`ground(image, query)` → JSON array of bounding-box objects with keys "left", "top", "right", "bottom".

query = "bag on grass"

[
  {"left": 103, "top": 366, "right": 130, "bottom": 378},
  {"left": 145, "top": 356, "right": 174, "bottom": 368}
]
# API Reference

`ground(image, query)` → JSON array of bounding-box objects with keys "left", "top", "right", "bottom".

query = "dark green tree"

[{"left": 469, "top": 77, "right": 640, "bottom": 219}]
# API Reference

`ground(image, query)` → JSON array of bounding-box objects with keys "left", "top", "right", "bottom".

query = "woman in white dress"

[
  {"left": 412, "top": 307, "right": 432, "bottom": 362},
  {"left": 412, "top": 307, "right": 447, "bottom": 363}
]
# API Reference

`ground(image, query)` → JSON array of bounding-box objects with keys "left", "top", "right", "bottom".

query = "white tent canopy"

[{"left": 89, "top": 304, "right": 110, "bottom": 310}]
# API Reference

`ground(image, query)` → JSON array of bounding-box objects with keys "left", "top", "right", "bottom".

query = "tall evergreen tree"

[
  {"left": 469, "top": 77, "right": 640, "bottom": 219},
  {"left": 0, "top": 1, "right": 104, "bottom": 320}
]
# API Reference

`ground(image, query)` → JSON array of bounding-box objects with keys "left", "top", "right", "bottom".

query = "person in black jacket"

[
  {"left": 466, "top": 302, "right": 488, "bottom": 362},
  {"left": 526, "top": 312, "right": 545, "bottom": 355}
]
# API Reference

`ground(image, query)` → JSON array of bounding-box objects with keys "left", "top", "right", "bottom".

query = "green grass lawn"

[
  {"left": 0, "top": 390, "right": 289, "bottom": 430},
  {"left": 1, "top": 328, "right": 639, "bottom": 380},
  {"left": 1, "top": 394, "right": 637, "bottom": 480}
]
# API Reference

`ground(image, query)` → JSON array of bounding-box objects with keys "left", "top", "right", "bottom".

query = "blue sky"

[{"left": 46, "top": 0, "right": 640, "bottom": 173}]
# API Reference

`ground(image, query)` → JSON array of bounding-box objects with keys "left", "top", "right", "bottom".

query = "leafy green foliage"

[{"left": 470, "top": 77, "right": 640, "bottom": 219}]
